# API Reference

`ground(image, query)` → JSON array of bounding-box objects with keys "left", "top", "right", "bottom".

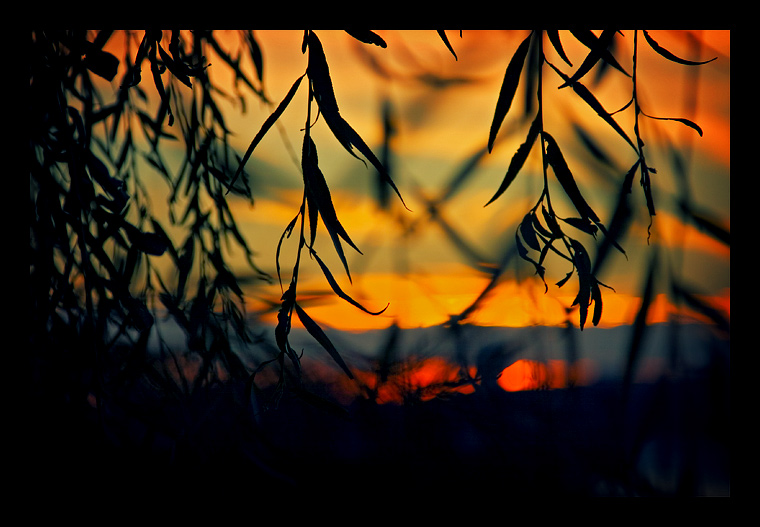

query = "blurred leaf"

[
  {"left": 623, "top": 249, "right": 658, "bottom": 398},
  {"left": 345, "top": 29, "right": 387, "bottom": 48},
  {"left": 84, "top": 47, "right": 119, "bottom": 81},
  {"left": 485, "top": 114, "right": 540, "bottom": 206},
  {"left": 294, "top": 302, "right": 354, "bottom": 379},
  {"left": 230, "top": 73, "right": 306, "bottom": 192},
  {"left": 679, "top": 201, "right": 730, "bottom": 246},
  {"left": 672, "top": 281, "right": 729, "bottom": 333},
  {"left": 642, "top": 30, "right": 717, "bottom": 66},
  {"left": 122, "top": 222, "right": 169, "bottom": 256},
  {"left": 244, "top": 30, "right": 265, "bottom": 84},
  {"left": 488, "top": 31, "right": 533, "bottom": 153}
]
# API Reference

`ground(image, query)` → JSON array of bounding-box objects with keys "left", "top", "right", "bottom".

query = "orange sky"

[{"left": 91, "top": 30, "right": 729, "bottom": 334}]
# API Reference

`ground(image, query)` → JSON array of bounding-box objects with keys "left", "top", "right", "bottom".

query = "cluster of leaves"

[
  {"left": 237, "top": 30, "right": 415, "bottom": 405},
  {"left": 484, "top": 30, "right": 715, "bottom": 329},
  {"left": 29, "top": 30, "right": 270, "bottom": 412}
]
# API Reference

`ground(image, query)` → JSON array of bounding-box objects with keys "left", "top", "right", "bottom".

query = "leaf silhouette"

[
  {"left": 485, "top": 114, "right": 540, "bottom": 206},
  {"left": 302, "top": 136, "right": 362, "bottom": 282},
  {"left": 488, "top": 31, "right": 533, "bottom": 153},
  {"left": 679, "top": 201, "right": 730, "bottom": 246},
  {"left": 568, "top": 29, "right": 629, "bottom": 79},
  {"left": 559, "top": 30, "right": 622, "bottom": 88},
  {"left": 310, "top": 248, "right": 389, "bottom": 316},
  {"left": 520, "top": 212, "right": 541, "bottom": 251},
  {"left": 345, "top": 29, "right": 387, "bottom": 48},
  {"left": 229, "top": 73, "right": 306, "bottom": 193},
  {"left": 644, "top": 114, "right": 704, "bottom": 137},
  {"left": 542, "top": 131, "right": 598, "bottom": 223},
  {"left": 546, "top": 30, "right": 573, "bottom": 67},
  {"left": 437, "top": 30, "right": 459, "bottom": 60},
  {"left": 275, "top": 282, "right": 301, "bottom": 373},
  {"left": 294, "top": 302, "right": 354, "bottom": 379},
  {"left": 569, "top": 238, "right": 592, "bottom": 329},
  {"left": 547, "top": 60, "right": 636, "bottom": 150},
  {"left": 306, "top": 31, "right": 407, "bottom": 209},
  {"left": 642, "top": 30, "right": 717, "bottom": 66}
]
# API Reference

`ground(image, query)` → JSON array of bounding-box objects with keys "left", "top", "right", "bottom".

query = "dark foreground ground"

[{"left": 28, "top": 355, "right": 730, "bottom": 501}]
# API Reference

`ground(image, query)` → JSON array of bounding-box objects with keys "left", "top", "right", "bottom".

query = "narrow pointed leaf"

[
  {"left": 623, "top": 250, "right": 657, "bottom": 399},
  {"left": 437, "top": 29, "right": 458, "bottom": 60},
  {"left": 645, "top": 114, "right": 704, "bottom": 136},
  {"left": 302, "top": 136, "right": 361, "bottom": 281},
  {"left": 542, "top": 204, "right": 564, "bottom": 238},
  {"left": 642, "top": 30, "right": 717, "bottom": 66},
  {"left": 543, "top": 132, "right": 599, "bottom": 223},
  {"left": 520, "top": 213, "right": 541, "bottom": 251},
  {"left": 591, "top": 280, "right": 603, "bottom": 326},
  {"left": 295, "top": 302, "right": 354, "bottom": 379},
  {"left": 306, "top": 31, "right": 408, "bottom": 209},
  {"left": 547, "top": 60, "right": 636, "bottom": 150},
  {"left": 229, "top": 73, "right": 306, "bottom": 193},
  {"left": 546, "top": 30, "right": 573, "bottom": 66},
  {"left": 569, "top": 29, "right": 629, "bottom": 78},
  {"left": 560, "top": 30, "right": 620, "bottom": 88},
  {"left": 485, "top": 114, "right": 540, "bottom": 205},
  {"left": 488, "top": 31, "right": 533, "bottom": 153},
  {"left": 310, "top": 249, "right": 389, "bottom": 316},
  {"left": 345, "top": 29, "right": 387, "bottom": 48}
]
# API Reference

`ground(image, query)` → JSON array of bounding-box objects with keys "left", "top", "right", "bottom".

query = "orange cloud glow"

[{"left": 248, "top": 270, "right": 729, "bottom": 332}]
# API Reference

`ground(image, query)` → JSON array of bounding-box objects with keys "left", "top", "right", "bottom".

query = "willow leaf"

[
  {"left": 306, "top": 31, "right": 407, "bottom": 209},
  {"left": 560, "top": 30, "right": 620, "bottom": 88},
  {"left": 547, "top": 60, "right": 635, "bottom": 150},
  {"left": 302, "top": 136, "right": 361, "bottom": 281},
  {"left": 568, "top": 29, "right": 629, "bottom": 78},
  {"left": 642, "top": 30, "right": 717, "bottom": 66},
  {"left": 345, "top": 29, "right": 387, "bottom": 48},
  {"left": 542, "top": 132, "right": 599, "bottom": 224},
  {"left": 310, "top": 249, "right": 389, "bottom": 316},
  {"left": 488, "top": 31, "right": 533, "bottom": 153},
  {"left": 546, "top": 30, "right": 572, "bottom": 66},
  {"left": 437, "top": 29, "right": 458, "bottom": 60},
  {"left": 295, "top": 302, "right": 354, "bottom": 379},
  {"left": 591, "top": 280, "right": 603, "bottom": 327},
  {"left": 485, "top": 114, "right": 540, "bottom": 206},
  {"left": 645, "top": 114, "right": 704, "bottom": 137},
  {"left": 229, "top": 73, "right": 306, "bottom": 193}
]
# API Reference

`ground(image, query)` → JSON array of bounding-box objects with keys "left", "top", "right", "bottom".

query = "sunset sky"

[
  {"left": 218, "top": 30, "right": 730, "bottom": 331},
  {"left": 103, "top": 30, "right": 730, "bottom": 334}
]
